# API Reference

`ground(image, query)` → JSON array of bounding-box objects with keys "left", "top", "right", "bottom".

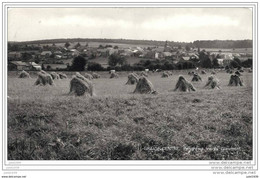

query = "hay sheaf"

[
  {"left": 228, "top": 74, "right": 243, "bottom": 86},
  {"left": 204, "top": 76, "right": 220, "bottom": 89},
  {"left": 201, "top": 70, "right": 206, "bottom": 74},
  {"left": 126, "top": 73, "right": 139, "bottom": 85},
  {"left": 69, "top": 73, "right": 95, "bottom": 96},
  {"left": 19, "top": 70, "right": 30, "bottom": 78},
  {"left": 166, "top": 71, "right": 173, "bottom": 76},
  {"left": 134, "top": 77, "right": 157, "bottom": 94},
  {"left": 84, "top": 73, "right": 94, "bottom": 80},
  {"left": 211, "top": 71, "right": 216, "bottom": 75},
  {"left": 161, "top": 72, "right": 169, "bottom": 78},
  {"left": 50, "top": 72, "right": 60, "bottom": 80},
  {"left": 226, "top": 69, "right": 233, "bottom": 74},
  {"left": 188, "top": 71, "right": 195, "bottom": 75},
  {"left": 191, "top": 73, "right": 202, "bottom": 82},
  {"left": 92, "top": 73, "right": 101, "bottom": 79},
  {"left": 235, "top": 71, "right": 242, "bottom": 76},
  {"left": 58, "top": 72, "right": 67, "bottom": 79},
  {"left": 248, "top": 69, "right": 252, "bottom": 73},
  {"left": 174, "top": 76, "right": 196, "bottom": 92},
  {"left": 34, "top": 71, "right": 54, "bottom": 86},
  {"left": 110, "top": 72, "right": 119, "bottom": 78},
  {"left": 140, "top": 71, "right": 148, "bottom": 77}
]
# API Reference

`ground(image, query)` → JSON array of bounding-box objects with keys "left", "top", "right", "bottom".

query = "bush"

[
  {"left": 121, "top": 64, "right": 133, "bottom": 71},
  {"left": 162, "top": 62, "right": 176, "bottom": 70},
  {"left": 108, "top": 54, "right": 126, "bottom": 67},
  {"left": 241, "top": 58, "right": 252, "bottom": 68},
  {"left": 230, "top": 60, "right": 240, "bottom": 68},
  {"left": 201, "top": 58, "right": 212, "bottom": 68},
  {"left": 177, "top": 61, "right": 195, "bottom": 70},
  {"left": 87, "top": 62, "right": 104, "bottom": 71},
  {"left": 132, "top": 64, "right": 145, "bottom": 71},
  {"left": 70, "top": 55, "right": 87, "bottom": 71}
]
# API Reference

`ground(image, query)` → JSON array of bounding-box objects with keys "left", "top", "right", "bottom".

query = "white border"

[{"left": 1, "top": 1, "right": 258, "bottom": 174}]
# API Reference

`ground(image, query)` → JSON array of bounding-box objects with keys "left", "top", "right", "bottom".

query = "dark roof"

[
  {"left": 10, "top": 61, "right": 30, "bottom": 66},
  {"left": 43, "top": 64, "right": 67, "bottom": 69}
]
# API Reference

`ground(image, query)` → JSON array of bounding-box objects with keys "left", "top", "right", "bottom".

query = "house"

[
  {"left": 69, "top": 49, "right": 80, "bottom": 57},
  {"left": 155, "top": 52, "right": 159, "bottom": 59},
  {"left": 152, "top": 47, "right": 165, "bottom": 53},
  {"left": 55, "top": 55, "right": 62, "bottom": 59},
  {"left": 107, "top": 48, "right": 118, "bottom": 55},
  {"left": 217, "top": 58, "right": 224, "bottom": 66},
  {"left": 162, "top": 52, "right": 172, "bottom": 57},
  {"left": 220, "top": 53, "right": 234, "bottom": 60},
  {"left": 8, "top": 61, "right": 31, "bottom": 71},
  {"left": 96, "top": 48, "right": 109, "bottom": 57},
  {"left": 28, "top": 62, "right": 41, "bottom": 70},
  {"left": 41, "top": 51, "right": 52, "bottom": 57},
  {"left": 54, "top": 51, "right": 63, "bottom": 55},
  {"left": 190, "top": 54, "right": 199, "bottom": 60},
  {"left": 181, "top": 57, "right": 190, "bottom": 61},
  {"left": 43, "top": 64, "right": 68, "bottom": 70},
  {"left": 119, "top": 49, "right": 133, "bottom": 57},
  {"left": 144, "top": 51, "right": 162, "bottom": 59},
  {"left": 8, "top": 52, "right": 22, "bottom": 59}
]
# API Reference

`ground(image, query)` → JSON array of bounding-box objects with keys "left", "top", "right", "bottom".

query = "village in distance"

[{"left": 8, "top": 39, "right": 252, "bottom": 72}]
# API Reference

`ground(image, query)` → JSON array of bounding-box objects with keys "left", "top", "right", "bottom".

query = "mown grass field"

[{"left": 7, "top": 70, "right": 253, "bottom": 160}]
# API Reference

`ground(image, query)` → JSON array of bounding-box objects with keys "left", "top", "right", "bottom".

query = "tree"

[
  {"left": 185, "top": 45, "right": 191, "bottom": 51},
  {"left": 49, "top": 53, "right": 55, "bottom": 58},
  {"left": 46, "top": 65, "right": 51, "bottom": 70},
  {"left": 65, "top": 42, "right": 70, "bottom": 48},
  {"left": 41, "top": 63, "right": 45, "bottom": 70},
  {"left": 98, "top": 44, "right": 104, "bottom": 49},
  {"left": 212, "top": 58, "right": 219, "bottom": 68},
  {"left": 118, "top": 57, "right": 127, "bottom": 66},
  {"left": 35, "top": 58, "right": 41, "bottom": 64},
  {"left": 74, "top": 42, "right": 81, "bottom": 49},
  {"left": 70, "top": 55, "right": 87, "bottom": 71},
  {"left": 230, "top": 60, "right": 239, "bottom": 68},
  {"left": 241, "top": 58, "right": 252, "bottom": 68},
  {"left": 201, "top": 58, "right": 212, "bottom": 68},
  {"left": 87, "top": 62, "right": 104, "bottom": 71},
  {"left": 233, "top": 57, "right": 242, "bottom": 66},
  {"left": 21, "top": 52, "right": 32, "bottom": 61},
  {"left": 108, "top": 54, "right": 125, "bottom": 67},
  {"left": 105, "top": 45, "right": 112, "bottom": 48}
]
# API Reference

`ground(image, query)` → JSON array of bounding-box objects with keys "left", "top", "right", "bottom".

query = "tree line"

[
  {"left": 8, "top": 39, "right": 252, "bottom": 50},
  {"left": 67, "top": 52, "right": 252, "bottom": 72}
]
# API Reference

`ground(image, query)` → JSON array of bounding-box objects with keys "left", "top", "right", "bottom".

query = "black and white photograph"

[{"left": 1, "top": 1, "right": 259, "bottom": 178}]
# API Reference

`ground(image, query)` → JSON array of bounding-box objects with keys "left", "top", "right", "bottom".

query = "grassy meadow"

[{"left": 7, "top": 70, "right": 253, "bottom": 160}]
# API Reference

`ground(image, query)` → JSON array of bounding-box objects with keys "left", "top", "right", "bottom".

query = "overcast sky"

[{"left": 8, "top": 8, "right": 252, "bottom": 42}]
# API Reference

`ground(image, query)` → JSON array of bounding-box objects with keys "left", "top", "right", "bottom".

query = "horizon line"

[{"left": 8, "top": 37, "right": 253, "bottom": 44}]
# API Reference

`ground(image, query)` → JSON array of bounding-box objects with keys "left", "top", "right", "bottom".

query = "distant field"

[
  {"left": 40, "top": 41, "right": 252, "bottom": 54},
  {"left": 202, "top": 48, "right": 252, "bottom": 54},
  {"left": 89, "top": 56, "right": 153, "bottom": 67},
  {"left": 7, "top": 70, "right": 253, "bottom": 160},
  {"left": 43, "top": 42, "right": 155, "bottom": 49}
]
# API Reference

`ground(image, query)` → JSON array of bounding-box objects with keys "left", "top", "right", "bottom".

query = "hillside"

[{"left": 9, "top": 38, "right": 253, "bottom": 49}]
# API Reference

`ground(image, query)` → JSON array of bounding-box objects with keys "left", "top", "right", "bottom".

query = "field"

[
  {"left": 42, "top": 42, "right": 155, "bottom": 49},
  {"left": 41, "top": 41, "right": 253, "bottom": 54},
  {"left": 7, "top": 70, "right": 253, "bottom": 160}
]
